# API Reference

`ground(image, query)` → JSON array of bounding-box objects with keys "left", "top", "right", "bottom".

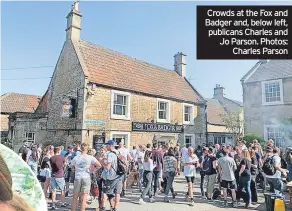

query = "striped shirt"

[{"left": 163, "top": 156, "right": 177, "bottom": 172}]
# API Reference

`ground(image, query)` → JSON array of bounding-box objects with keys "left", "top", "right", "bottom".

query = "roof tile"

[
  {"left": 1, "top": 93, "right": 41, "bottom": 113},
  {"left": 78, "top": 40, "right": 204, "bottom": 104}
]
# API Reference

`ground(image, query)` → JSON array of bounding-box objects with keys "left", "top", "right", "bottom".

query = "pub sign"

[{"left": 132, "top": 122, "right": 183, "bottom": 133}]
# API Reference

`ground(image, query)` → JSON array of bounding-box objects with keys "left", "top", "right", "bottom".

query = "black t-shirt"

[
  {"left": 239, "top": 158, "right": 251, "bottom": 177},
  {"left": 251, "top": 157, "right": 258, "bottom": 175},
  {"left": 205, "top": 156, "right": 217, "bottom": 175}
]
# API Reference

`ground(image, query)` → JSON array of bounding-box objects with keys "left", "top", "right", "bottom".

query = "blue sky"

[{"left": 1, "top": 1, "right": 290, "bottom": 101}]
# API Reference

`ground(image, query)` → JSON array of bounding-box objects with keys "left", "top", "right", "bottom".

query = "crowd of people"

[{"left": 18, "top": 138, "right": 292, "bottom": 211}]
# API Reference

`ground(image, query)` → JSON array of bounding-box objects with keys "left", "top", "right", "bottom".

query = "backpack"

[
  {"left": 263, "top": 156, "right": 276, "bottom": 176},
  {"left": 110, "top": 151, "right": 127, "bottom": 176},
  {"left": 202, "top": 156, "right": 213, "bottom": 174}
]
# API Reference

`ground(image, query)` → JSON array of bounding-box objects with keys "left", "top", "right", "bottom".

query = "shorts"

[
  {"left": 51, "top": 177, "right": 65, "bottom": 191},
  {"left": 185, "top": 176, "right": 195, "bottom": 183},
  {"left": 221, "top": 180, "right": 236, "bottom": 189},
  {"left": 73, "top": 178, "right": 91, "bottom": 194},
  {"left": 102, "top": 176, "right": 123, "bottom": 195}
]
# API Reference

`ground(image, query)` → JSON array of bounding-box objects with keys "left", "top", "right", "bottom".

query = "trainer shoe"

[
  {"left": 149, "top": 197, "right": 155, "bottom": 203},
  {"left": 138, "top": 198, "right": 146, "bottom": 205},
  {"left": 189, "top": 200, "right": 195, "bottom": 207}
]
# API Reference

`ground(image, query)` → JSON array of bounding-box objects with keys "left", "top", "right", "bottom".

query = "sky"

[{"left": 1, "top": 1, "right": 290, "bottom": 101}]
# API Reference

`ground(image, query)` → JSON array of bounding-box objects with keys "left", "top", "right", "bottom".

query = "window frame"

[
  {"left": 110, "top": 131, "right": 131, "bottom": 149},
  {"left": 111, "top": 90, "right": 131, "bottom": 120},
  {"left": 183, "top": 103, "right": 194, "bottom": 125},
  {"left": 156, "top": 99, "right": 170, "bottom": 123},
  {"left": 25, "top": 132, "right": 35, "bottom": 143},
  {"left": 261, "top": 79, "right": 284, "bottom": 106},
  {"left": 184, "top": 134, "right": 195, "bottom": 148},
  {"left": 213, "top": 136, "right": 226, "bottom": 145},
  {"left": 264, "top": 125, "right": 285, "bottom": 148}
]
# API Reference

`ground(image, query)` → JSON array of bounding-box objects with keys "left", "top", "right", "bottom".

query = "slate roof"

[
  {"left": 0, "top": 93, "right": 41, "bottom": 113},
  {"left": 241, "top": 60, "right": 292, "bottom": 83},
  {"left": 78, "top": 40, "right": 205, "bottom": 104},
  {"left": 206, "top": 98, "right": 227, "bottom": 126}
]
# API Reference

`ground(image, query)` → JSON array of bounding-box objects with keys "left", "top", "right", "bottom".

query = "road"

[{"left": 46, "top": 175, "right": 273, "bottom": 211}]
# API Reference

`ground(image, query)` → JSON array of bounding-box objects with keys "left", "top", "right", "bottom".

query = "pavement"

[{"left": 46, "top": 175, "right": 278, "bottom": 211}]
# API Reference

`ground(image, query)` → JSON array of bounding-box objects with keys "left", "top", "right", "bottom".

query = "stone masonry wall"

[
  {"left": 46, "top": 40, "right": 85, "bottom": 145},
  {"left": 243, "top": 78, "right": 292, "bottom": 138},
  {"left": 83, "top": 86, "right": 205, "bottom": 148}
]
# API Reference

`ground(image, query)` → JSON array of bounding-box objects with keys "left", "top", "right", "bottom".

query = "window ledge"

[
  {"left": 157, "top": 119, "right": 170, "bottom": 124},
  {"left": 262, "top": 101, "right": 284, "bottom": 106},
  {"left": 183, "top": 121, "right": 194, "bottom": 125},
  {"left": 111, "top": 115, "right": 131, "bottom": 121}
]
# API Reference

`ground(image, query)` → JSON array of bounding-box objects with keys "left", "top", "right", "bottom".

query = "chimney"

[
  {"left": 174, "top": 52, "right": 186, "bottom": 78},
  {"left": 66, "top": 1, "right": 82, "bottom": 41},
  {"left": 213, "top": 84, "right": 225, "bottom": 98}
]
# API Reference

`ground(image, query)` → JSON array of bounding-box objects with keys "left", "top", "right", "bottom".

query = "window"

[
  {"left": 262, "top": 79, "right": 283, "bottom": 105},
  {"left": 184, "top": 134, "right": 195, "bottom": 148},
  {"left": 264, "top": 126, "right": 285, "bottom": 148},
  {"left": 157, "top": 99, "right": 170, "bottom": 123},
  {"left": 25, "top": 132, "right": 35, "bottom": 143},
  {"left": 214, "top": 136, "right": 226, "bottom": 145},
  {"left": 111, "top": 90, "right": 131, "bottom": 120},
  {"left": 183, "top": 103, "right": 194, "bottom": 124},
  {"left": 110, "top": 132, "right": 130, "bottom": 149}
]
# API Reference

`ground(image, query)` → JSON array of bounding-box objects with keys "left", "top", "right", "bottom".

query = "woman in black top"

[
  {"left": 249, "top": 148, "right": 258, "bottom": 204},
  {"left": 238, "top": 149, "right": 252, "bottom": 208}
]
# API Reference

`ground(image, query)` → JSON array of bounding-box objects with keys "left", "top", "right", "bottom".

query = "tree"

[
  {"left": 220, "top": 110, "right": 244, "bottom": 143},
  {"left": 243, "top": 134, "right": 265, "bottom": 146}
]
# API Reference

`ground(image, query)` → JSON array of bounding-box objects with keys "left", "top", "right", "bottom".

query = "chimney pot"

[
  {"left": 213, "top": 84, "right": 225, "bottom": 99},
  {"left": 174, "top": 52, "right": 186, "bottom": 78}
]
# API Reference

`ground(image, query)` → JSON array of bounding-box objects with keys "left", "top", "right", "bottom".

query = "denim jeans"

[
  {"left": 29, "top": 163, "right": 38, "bottom": 175},
  {"left": 251, "top": 175, "right": 258, "bottom": 203},
  {"left": 141, "top": 171, "right": 153, "bottom": 199},
  {"left": 238, "top": 176, "right": 251, "bottom": 204},
  {"left": 138, "top": 169, "right": 144, "bottom": 191},
  {"left": 165, "top": 171, "right": 175, "bottom": 196},
  {"left": 288, "top": 164, "right": 292, "bottom": 181},
  {"left": 153, "top": 170, "right": 161, "bottom": 194},
  {"left": 200, "top": 171, "right": 205, "bottom": 194},
  {"left": 266, "top": 177, "right": 283, "bottom": 195}
]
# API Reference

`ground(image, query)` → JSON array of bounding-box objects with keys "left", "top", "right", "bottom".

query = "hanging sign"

[
  {"left": 93, "top": 135, "right": 105, "bottom": 151},
  {"left": 61, "top": 99, "right": 72, "bottom": 118}
]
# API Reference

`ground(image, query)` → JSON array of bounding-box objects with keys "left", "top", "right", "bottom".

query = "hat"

[
  {"left": 0, "top": 154, "right": 13, "bottom": 201},
  {"left": 67, "top": 145, "right": 73, "bottom": 150},
  {"left": 105, "top": 140, "right": 116, "bottom": 146}
]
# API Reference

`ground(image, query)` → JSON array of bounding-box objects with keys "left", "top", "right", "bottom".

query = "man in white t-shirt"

[
  {"left": 118, "top": 139, "right": 133, "bottom": 197},
  {"left": 182, "top": 147, "right": 198, "bottom": 206},
  {"left": 70, "top": 143, "right": 101, "bottom": 211},
  {"left": 181, "top": 145, "right": 188, "bottom": 162}
]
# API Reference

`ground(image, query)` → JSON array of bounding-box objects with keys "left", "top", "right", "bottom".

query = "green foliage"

[
  {"left": 243, "top": 134, "right": 265, "bottom": 146},
  {"left": 220, "top": 110, "right": 244, "bottom": 142}
]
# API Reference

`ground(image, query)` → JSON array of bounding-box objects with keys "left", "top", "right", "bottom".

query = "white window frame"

[
  {"left": 184, "top": 134, "right": 195, "bottom": 148},
  {"left": 25, "top": 132, "right": 35, "bottom": 143},
  {"left": 264, "top": 125, "right": 285, "bottom": 148},
  {"left": 213, "top": 135, "right": 226, "bottom": 145},
  {"left": 110, "top": 131, "right": 131, "bottom": 149},
  {"left": 261, "top": 79, "right": 284, "bottom": 106},
  {"left": 156, "top": 98, "right": 170, "bottom": 123},
  {"left": 111, "top": 90, "right": 131, "bottom": 120},
  {"left": 183, "top": 103, "right": 194, "bottom": 125}
]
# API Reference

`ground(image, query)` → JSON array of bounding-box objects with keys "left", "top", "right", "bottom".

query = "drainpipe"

[{"left": 205, "top": 104, "right": 208, "bottom": 145}]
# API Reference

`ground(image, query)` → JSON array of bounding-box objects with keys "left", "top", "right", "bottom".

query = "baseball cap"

[
  {"left": 105, "top": 140, "right": 116, "bottom": 146},
  {"left": 67, "top": 145, "right": 73, "bottom": 150}
]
